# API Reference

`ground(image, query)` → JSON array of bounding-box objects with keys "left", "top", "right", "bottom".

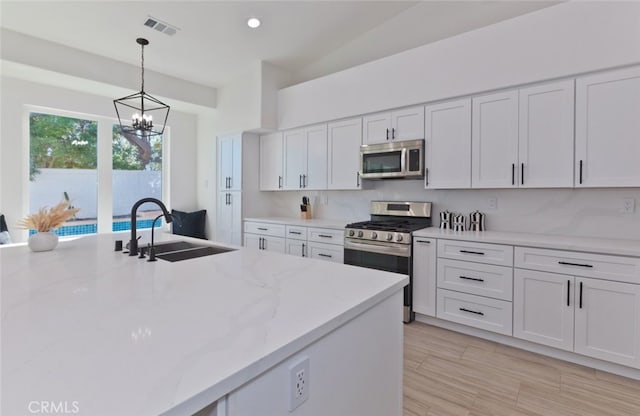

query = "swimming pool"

[{"left": 29, "top": 218, "right": 162, "bottom": 236}]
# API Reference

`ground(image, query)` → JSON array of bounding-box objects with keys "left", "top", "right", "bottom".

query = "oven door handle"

[{"left": 344, "top": 239, "right": 410, "bottom": 258}]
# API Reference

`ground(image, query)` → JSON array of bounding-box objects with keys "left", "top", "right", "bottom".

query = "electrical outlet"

[
  {"left": 288, "top": 357, "right": 309, "bottom": 411},
  {"left": 487, "top": 197, "right": 498, "bottom": 210},
  {"left": 622, "top": 198, "right": 635, "bottom": 214}
]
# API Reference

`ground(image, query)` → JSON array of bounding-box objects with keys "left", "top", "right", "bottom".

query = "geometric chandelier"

[{"left": 113, "top": 38, "right": 170, "bottom": 139}]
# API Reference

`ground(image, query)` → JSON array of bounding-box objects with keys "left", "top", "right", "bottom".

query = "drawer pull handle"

[
  {"left": 318, "top": 253, "right": 333, "bottom": 258},
  {"left": 318, "top": 234, "right": 333, "bottom": 238},
  {"left": 459, "top": 307, "right": 484, "bottom": 316},
  {"left": 416, "top": 240, "right": 431, "bottom": 244},
  {"left": 459, "top": 275, "right": 485, "bottom": 282},
  {"left": 558, "top": 261, "right": 593, "bottom": 268},
  {"left": 289, "top": 231, "right": 302, "bottom": 235},
  {"left": 460, "top": 250, "right": 485, "bottom": 256},
  {"left": 257, "top": 227, "right": 268, "bottom": 231}
]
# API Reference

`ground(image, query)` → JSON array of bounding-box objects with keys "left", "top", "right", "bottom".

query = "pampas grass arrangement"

[{"left": 19, "top": 201, "right": 80, "bottom": 232}]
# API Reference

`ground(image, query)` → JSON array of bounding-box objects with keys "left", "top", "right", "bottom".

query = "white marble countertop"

[
  {"left": 1, "top": 232, "right": 406, "bottom": 416},
  {"left": 413, "top": 227, "right": 640, "bottom": 257},
  {"left": 244, "top": 217, "right": 348, "bottom": 230}
]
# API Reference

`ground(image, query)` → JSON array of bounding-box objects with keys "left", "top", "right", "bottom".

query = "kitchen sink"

[
  {"left": 152, "top": 241, "right": 203, "bottom": 254},
  {"left": 152, "top": 241, "right": 235, "bottom": 262}
]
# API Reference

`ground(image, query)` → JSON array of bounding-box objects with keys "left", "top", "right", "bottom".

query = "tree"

[{"left": 29, "top": 113, "right": 98, "bottom": 173}]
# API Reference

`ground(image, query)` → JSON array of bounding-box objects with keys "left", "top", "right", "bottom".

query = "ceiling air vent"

[{"left": 143, "top": 16, "right": 179, "bottom": 36}]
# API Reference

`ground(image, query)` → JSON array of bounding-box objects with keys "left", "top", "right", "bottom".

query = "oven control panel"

[{"left": 344, "top": 228, "right": 411, "bottom": 244}]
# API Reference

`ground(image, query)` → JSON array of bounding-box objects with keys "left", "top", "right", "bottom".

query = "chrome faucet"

[{"left": 129, "top": 198, "right": 173, "bottom": 256}]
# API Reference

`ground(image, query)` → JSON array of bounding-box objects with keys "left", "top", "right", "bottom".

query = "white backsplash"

[{"left": 260, "top": 180, "right": 640, "bottom": 240}]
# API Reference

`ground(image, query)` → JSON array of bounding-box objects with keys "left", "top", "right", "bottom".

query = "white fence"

[{"left": 29, "top": 168, "right": 162, "bottom": 218}]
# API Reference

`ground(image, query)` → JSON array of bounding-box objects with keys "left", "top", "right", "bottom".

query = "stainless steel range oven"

[{"left": 344, "top": 201, "right": 432, "bottom": 323}]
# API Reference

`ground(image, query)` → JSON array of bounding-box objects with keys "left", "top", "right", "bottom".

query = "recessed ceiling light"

[{"left": 247, "top": 17, "right": 261, "bottom": 29}]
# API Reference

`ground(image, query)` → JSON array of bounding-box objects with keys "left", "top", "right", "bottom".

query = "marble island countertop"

[
  {"left": 413, "top": 227, "right": 640, "bottom": 257},
  {"left": 1, "top": 232, "right": 407, "bottom": 415}
]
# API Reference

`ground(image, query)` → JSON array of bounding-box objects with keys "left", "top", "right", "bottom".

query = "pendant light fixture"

[{"left": 114, "top": 38, "right": 170, "bottom": 139}]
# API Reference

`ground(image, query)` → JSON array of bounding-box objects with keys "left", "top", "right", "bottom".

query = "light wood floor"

[{"left": 404, "top": 322, "right": 640, "bottom": 416}]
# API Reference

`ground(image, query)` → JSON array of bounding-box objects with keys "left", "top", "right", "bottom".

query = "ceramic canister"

[
  {"left": 453, "top": 213, "right": 466, "bottom": 231},
  {"left": 439, "top": 210, "right": 452, "bottom": 230},
  {"left": 469, "top": 210, "right": 486, "bottom": 231}
]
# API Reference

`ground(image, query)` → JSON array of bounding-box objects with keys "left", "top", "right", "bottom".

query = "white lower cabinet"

[
  {"left": 245, "top": 221, "right": 343, "bottom": 263},
  {"left": 574, "top": 277, "right": 640, "bottom": 368},
  {"left": 244, "top": 222, "right": 286, "bottom": 254},
  {"left": 437, "top": 289, "right": 513, "bottom": 336},
  {"left": 513, "top": 246, "right": 640, "bottom": 369},
  {"left": 513, "top": 269, "right": 575, "bottom": 352},
  {"left": 308, "top": 241, "right": 343, "bottom": 263},
  {"left": 412, "top": 237, "right": 436, "bottom": 317}
]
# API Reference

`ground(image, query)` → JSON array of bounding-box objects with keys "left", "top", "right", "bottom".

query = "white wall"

[
  {"left": 278, "top": 1, "right": 640, "bottom": 129},
  {"left": 0, "top": 76, "right": 198, "bottom": 241},
  {"left": 259, "top": 183, "right": 640, "bottom": 241}
]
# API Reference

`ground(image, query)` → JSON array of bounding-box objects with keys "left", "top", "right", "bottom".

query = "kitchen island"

[{"left": 1, "top": 233, "right": 407, "bottom": 416}]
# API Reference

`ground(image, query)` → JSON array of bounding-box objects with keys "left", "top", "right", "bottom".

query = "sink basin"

[
  {"left": 152, "top": 241, "right": 202, "bottom": 254},
  {"left": 153, "top": 241, "right": 235, "bottom": 262}
]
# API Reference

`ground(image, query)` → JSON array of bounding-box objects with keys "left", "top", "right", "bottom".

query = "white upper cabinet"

[
  {"left": 218, "top": 134, "right": 242, "bottom": 191},
  {"left": 362, "top": 112, "right": 391, "bottom": 144},
  {"left": 424, "top": 99, "right": 471, "bottom": 189},
  {"left": 472, "top": 90, "right": 519, "bottom": 188},
  {"left": 575, "top": 66, "right": 640, "bottom": 187},
  {"left": 259, "top": 132, "right": 283, "bottom": 191},
  {"left": 283, "top": 124, "right": 328, "bottom": 190},
  {"left": 328, "top": 117, "right": 362, "bottom": 190},
  {"left": 518, "top": 80, "right": 575, "bottom": 188},
  {"left": 363, "top": 105, "right": 424, "bottom": 144},
  {"left": 283, "top": 129, "right": 307, "bottom": 190}
]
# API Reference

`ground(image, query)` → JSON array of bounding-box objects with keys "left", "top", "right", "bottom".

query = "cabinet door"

[
  {"left": 286, "top": 239, "right": 306, "bottom": 258},
  {"left": 472, "top": 90, "right": 519, "bottom": 188},
  {"left": 259, "top": 132, "right": 283, "bottom": 191},
  {"left": 574, "top": 277, "right": 640, "bottom": 368},
  {"left": 391, "top": 106, "right": 424, "bottom": 141},
  {"left": 363, "top": 112, "right": 391, "bottom": 145},
  {"left": 263, "top": 236, "right": 286, "bottom": 254},
  {"left": 328, "top": 118, "right": 362, "bottom": 190},
  {"left": 218, "top": 192, "right": 242, "bottom": 245},
  {"left": 305, "top": 124, "right": 328, "bottom": 190},
  {"left": 424, "top": 99, "right": 471, "bottom": 189},
  {"left": 412, "top": 238, "right": 436, "bottom": 317},
  {"left": 575, "top": 66, "right": 640, "bottom": 187},
  {"left": 244, "top": 233, "right": 261, "bottom": 250},
  {"left": 513, "top": 269, "right": 574, "bottom": 352},
  {"left": 283, "top": 129, "right": 307, "bottom": 190},
  {"left": 519, "top": 80, "right": 575, "bottom": 188},
  {"left": 218, "top": 134, "right": 242, "bottom": 191}
]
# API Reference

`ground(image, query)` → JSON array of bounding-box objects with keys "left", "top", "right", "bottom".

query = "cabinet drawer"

[
  {"left": 515, "top": 247, "right": 640, "bottom": 285},
  {"left": 285, "top": 225, "right": 307, "bottom": 241},
  {"left": 437, "top": 289, "right": 513, "bottom": 336},
  {"left": 244, "top": 222, "right": 286, "bottom": 238},
  {"left": 437, "top": 239, "right": 513, "bottom": 266},
  {"left": 308, "top": 241, "right": 344, "bottom": 263},
  {"left": 437, "top": 259, "right": 513, "bottom": 301},
  {"left": 308, "top": 227, "right": 344, "bottom": 246}
]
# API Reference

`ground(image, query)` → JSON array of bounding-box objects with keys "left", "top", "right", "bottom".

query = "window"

[
  {"left": 112, "top": 125, "right": 164, "bottom": 231},
  {"left": 27, "top": 109, "right": 168, "bottom": 237},
  {"left": 29, "top": 113, "right": 98, "bottom": 236}
]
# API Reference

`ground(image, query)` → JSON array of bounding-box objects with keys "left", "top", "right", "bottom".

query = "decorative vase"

[{"left": 28, "top": 231, "right": 59, "bottom": 252}]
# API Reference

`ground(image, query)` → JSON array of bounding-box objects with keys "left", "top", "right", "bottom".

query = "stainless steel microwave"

[{"left": 359, "top": 139, "right": 424, "bottom": 179}]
